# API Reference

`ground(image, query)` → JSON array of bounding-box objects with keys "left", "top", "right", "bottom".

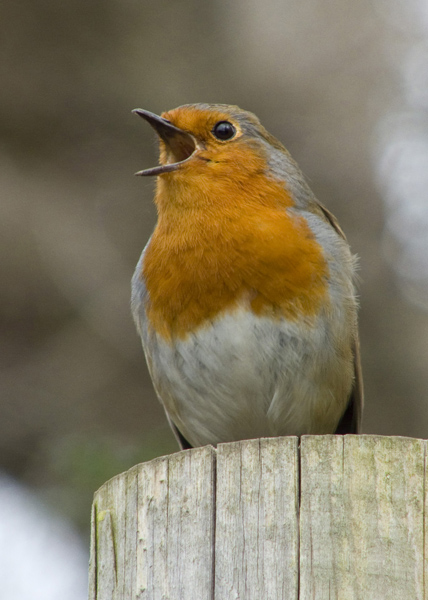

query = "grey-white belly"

[{"left": 138, "top": 307, "right": 354, "bottom": 447}]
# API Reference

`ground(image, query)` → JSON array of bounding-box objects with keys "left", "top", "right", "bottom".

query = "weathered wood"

[
  {"left": 299, "top": 435, "right": 426, "bottom": 600},
  {"left": 215, "top": 437, "right": 299, "bottom": 600},
  {"left": 89, "top": 436, "right": 427, "bottom": 600},
  {"left": 89, "top": 446, "right": 216, "bottom": 600}
]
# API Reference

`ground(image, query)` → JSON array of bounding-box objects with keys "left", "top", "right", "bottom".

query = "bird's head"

[
  {"left": 133, "top": 103, "right": 290, "bottom": 179},
  {"left": 133, "top": 103, "right": 314, "bottom": 214}
]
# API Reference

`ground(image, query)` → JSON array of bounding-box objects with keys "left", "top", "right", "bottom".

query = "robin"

[{"left": 131, "top": 103, "right": 363, "bottom": 449}]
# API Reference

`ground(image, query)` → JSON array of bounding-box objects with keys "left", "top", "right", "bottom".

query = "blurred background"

[{"left": 2, "top": 0, "right": 428, "bottom": 596}]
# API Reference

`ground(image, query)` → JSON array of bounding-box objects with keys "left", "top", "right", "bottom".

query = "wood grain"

[
  {"left": 91, "top": 446, "right": 215, "bottom": 600},
  {"left": 300, "top": 435, "right": 425, "bottom": 600},
  {"left": 215, "top": 437, "right": 299, "bottom": 600},
  {"left": 89, "top": 436, "right": 427, "bottom": 599}
]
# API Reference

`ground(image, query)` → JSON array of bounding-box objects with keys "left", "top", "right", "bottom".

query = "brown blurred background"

[{"left": 2, "top": 0, "right": 428, "bottom": 542}]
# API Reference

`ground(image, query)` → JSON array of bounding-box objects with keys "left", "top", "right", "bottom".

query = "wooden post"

[{"left": 88, "top": 435, "right": 427, "bottom": 599}]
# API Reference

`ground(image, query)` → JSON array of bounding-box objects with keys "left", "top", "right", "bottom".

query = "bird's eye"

[{"left": 212, "top": 121, "right": 236, "bottom": 141}]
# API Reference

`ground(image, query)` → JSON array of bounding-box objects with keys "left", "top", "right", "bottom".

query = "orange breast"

[{"left": 141, "top": 151, "right": 329, "bottom": 340}]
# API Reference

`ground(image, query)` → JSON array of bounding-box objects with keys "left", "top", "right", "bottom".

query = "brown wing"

[
  {"left": 335, "top": 335, "right": 364, "bottom": 434},
  {"left": 316, "top": 202, "right": 347, "bottom": 240},
  {"left": 315, "top": 201, "right": 364, "bottom": 433}
]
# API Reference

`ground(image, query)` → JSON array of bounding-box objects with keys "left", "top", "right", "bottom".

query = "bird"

[{"left": 131, "top": 103, "right": 363, "bottom": 449}]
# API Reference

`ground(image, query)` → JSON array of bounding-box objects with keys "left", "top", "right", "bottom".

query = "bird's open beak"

[{"left": 133, "top": 109, "right": 197, "bottom": 176}]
